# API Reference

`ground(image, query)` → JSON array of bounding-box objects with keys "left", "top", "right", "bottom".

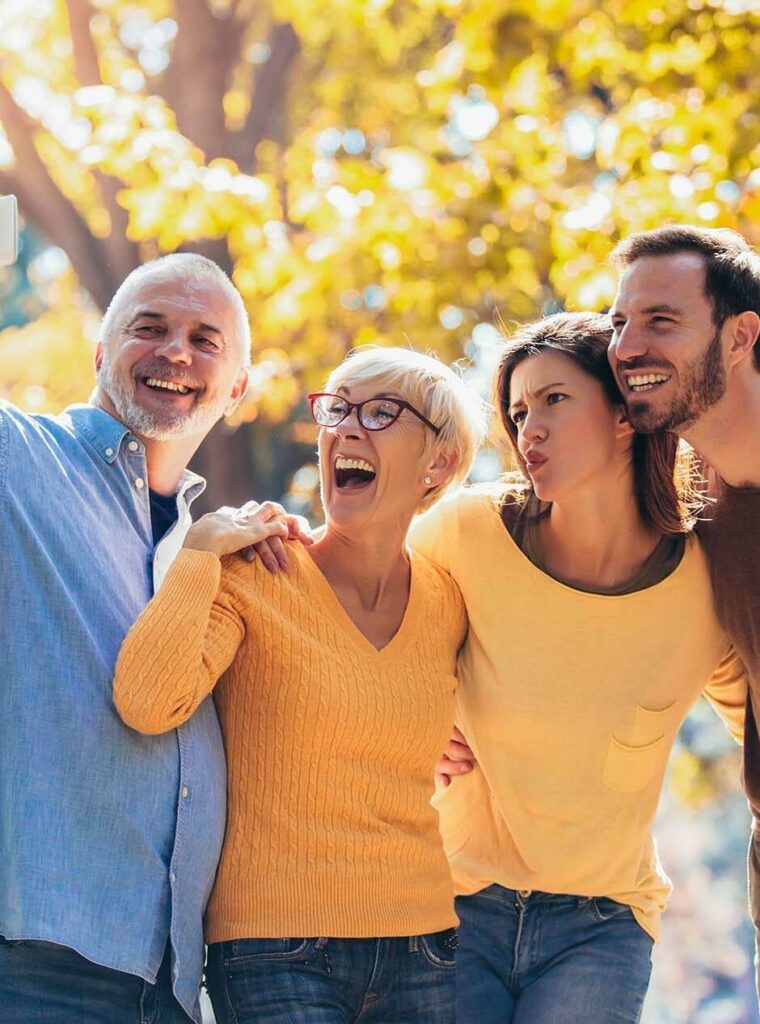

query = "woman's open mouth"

[{"left": 334, "top": 456, "right": 377, "bottom": 491}]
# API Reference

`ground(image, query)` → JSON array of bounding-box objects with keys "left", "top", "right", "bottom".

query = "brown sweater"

[
  {"left": 114, "top": 543, "right": 466, "bottom": 941},
  {"left": 699, "top": 477, "right": 760, "bottom": 814}
]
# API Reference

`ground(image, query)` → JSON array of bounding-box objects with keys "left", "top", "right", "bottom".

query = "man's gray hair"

[{"left": 99, "top": 253, "right": 252, "bottom": 367}]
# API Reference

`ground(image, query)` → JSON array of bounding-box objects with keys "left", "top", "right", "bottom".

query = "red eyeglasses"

[{"left": 308, "top": 393, "right": 440, "bottom": 434}]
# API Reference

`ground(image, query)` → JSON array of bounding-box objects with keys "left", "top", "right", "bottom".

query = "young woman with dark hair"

[{"left": 412, "top": 311, "right": 746, "bottom": 1024}]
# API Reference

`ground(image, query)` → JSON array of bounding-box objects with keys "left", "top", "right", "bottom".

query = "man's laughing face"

[
  {"left": 608, "top": 251, "right": 727, "bottom": 433},
  {"left": 96, "top": 271, "right": 248, "bottom": 441}
]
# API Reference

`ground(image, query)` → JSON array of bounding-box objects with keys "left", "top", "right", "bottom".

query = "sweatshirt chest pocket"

[{"left": 602, "top": 702, "right": 678, "bottom": 794}]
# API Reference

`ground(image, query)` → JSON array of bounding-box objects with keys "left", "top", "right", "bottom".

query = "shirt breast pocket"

[{"left": 602, "top": 701, "right": 677, "bottom": 794}]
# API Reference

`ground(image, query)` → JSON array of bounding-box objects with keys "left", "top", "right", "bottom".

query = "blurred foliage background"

[
  {"left": 0, "top": 1, "right": 758, "bottom": 1019},
  {"left": 0, "top": 0, "right": 759, "bottom": 507}
]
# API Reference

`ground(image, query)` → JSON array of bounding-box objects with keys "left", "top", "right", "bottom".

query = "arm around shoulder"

[
  {"left": 113, "top": 548, "right": 246, "bottom": 734},
  {"left": 702, "top": 641, "right": 748, "bottom": 744},
  {"left": 409, "top": 490, "right": 462, "bottom": 572}
]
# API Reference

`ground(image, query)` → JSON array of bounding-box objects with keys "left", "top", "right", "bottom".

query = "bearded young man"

[
  {"left": 607, "top": 225, "right": 760, "bottom": 991},
  {"left": 0, "top": 254, "right": 253, "bottom": 1024}
]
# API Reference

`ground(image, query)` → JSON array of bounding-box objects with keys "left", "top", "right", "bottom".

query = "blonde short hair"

[{"left": 326, "top": 345, "right": 488, "bottom": 513}]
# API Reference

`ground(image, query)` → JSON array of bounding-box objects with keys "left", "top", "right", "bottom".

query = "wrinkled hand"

[
  {"left": 184, "top": 501, "right": 291, "bottom": 559},
  {"left": 435, "top": 726, "right": 476, "bottom": 788},
  {"left": 244, "top": 513, "right": 315, "bottom": 572}
]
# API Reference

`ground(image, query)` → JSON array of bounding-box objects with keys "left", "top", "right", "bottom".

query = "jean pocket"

[
  {"left": 419, "top": 928, "right": 458, "bottom": 969},
  {"left": 580, "top": 897, "right": 633, "bottom": 924},
  {"left": 223, "top": 937, "right": 314, "bottom": 966},
  {"left": 602, "top": 733, "right": 666, "bottom": 793}
]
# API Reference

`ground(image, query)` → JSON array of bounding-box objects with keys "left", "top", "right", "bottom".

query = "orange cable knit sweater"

[{"left": 114, "top": 543, "right": 466, "bottom": 941}]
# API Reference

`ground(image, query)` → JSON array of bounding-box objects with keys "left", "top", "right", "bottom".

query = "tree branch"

[
  {"left": 158, "top": 0, "right": 243, "bottom": 161},
  {"left": 0, "top": 83, "right": 122, "bottom": 309},
  {"left": 65, "top": 0, "right": 101, "bottom": 85},
  {"left": 64, "top": 0, "right": 141, "bottom": 284},
  {"left": 230, "top": 22, "right": 300, "bottom": 171}
]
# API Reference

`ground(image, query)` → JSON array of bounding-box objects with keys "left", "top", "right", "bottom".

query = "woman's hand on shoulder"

[
  {"left": 183, "top": 501, "right": 291, "bottom": 559},
  {"left": 246, "top": 513, "right": 315, "bottom": 572}
]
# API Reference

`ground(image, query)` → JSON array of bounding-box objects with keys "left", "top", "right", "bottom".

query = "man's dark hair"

[{"left": 611, "top": 226, "right": 760, "bottom": 370}]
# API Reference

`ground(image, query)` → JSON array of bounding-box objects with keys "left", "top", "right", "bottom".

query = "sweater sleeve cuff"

[{"left": 161, "top": 546, "right": 222, "bottom": 600}]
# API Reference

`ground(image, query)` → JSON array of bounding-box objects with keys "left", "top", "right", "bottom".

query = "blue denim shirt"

[{"left": 0, "top": 403, "right": 226, "bottom": 1024}]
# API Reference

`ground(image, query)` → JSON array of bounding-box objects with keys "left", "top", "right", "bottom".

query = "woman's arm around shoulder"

[
  {"left": 113, "top": 501, "right": 289, "bottom": 734},
  {"left": 702, "top": 640, "right": 748, "bottom": 744},
  {"left": 410, "top": 484, "right": 501, "bottom": 572},
  {"left": 421, "top": 555, "right": 468, "bottom": 651}
]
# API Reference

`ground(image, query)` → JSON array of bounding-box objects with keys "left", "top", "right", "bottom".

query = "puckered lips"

[
  {"left": 624, "top": 371, "right": 671, "bottom": 394},
  {"left": 333, "top": 454, "right": 377, "bottom": 492},
  {"left": 140, "top": 375, "right": 197, "bottom": 398},
  {"left": 523, "top": 447, "right": 548, "bottom": 473}
]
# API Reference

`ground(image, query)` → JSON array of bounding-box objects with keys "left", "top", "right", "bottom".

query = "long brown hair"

[{"left": 494, "top": 312, "right": 698, "bottom": 535}]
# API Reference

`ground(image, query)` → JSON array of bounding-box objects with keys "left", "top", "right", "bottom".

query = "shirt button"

[
  {"left": 134, "top": 477, "right": 145, "bottom": 490},
  {"left": 128, "top": 440, "right": 139, "bottom": 452},
  {"left": 105, "top": 448, "right": 114, "bottom": 457},
  {"left": 181, "top": 787, "right": 189, "bottom": 799},
  {"left": 518, "top": 889, "right": 532, "bottom": 898},
  {"left": 170, "top": 871, "right": 177, "bottom": 884}
]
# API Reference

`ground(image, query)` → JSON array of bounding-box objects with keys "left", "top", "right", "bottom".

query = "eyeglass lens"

[{"left": 312, "top": 395, "right": 401, "bottom": 430}]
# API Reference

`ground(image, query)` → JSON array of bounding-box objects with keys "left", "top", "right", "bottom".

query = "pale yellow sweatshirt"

[
  {"left": 114, "top": 542, "right": 466, "bottom": 942},
  {"left": 411, "top": 486, "right": 746, "bottom": 941}
]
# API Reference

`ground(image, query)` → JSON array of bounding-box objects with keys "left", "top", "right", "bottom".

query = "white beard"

[{"left": 96, "top": 349, "right": 231, "bottom": 440}]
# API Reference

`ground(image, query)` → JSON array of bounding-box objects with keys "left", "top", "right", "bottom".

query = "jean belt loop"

[
  {"left": 315, "top": 937, "right": 329, "bottom": 949},
  {"left": 408, "top": 935, "right": 419, "bottom": 953}
]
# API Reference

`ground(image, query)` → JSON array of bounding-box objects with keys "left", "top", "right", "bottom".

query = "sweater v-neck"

[{"left": 299, "top": 546, "right": 420, "bottom": 658}]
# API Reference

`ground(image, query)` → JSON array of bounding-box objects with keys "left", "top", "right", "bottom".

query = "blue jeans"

[
  {"left": 456, "top": 885, "right": 653, "bottom": 1024},
  {"left": 206, "top": 931, "right": 457, "bottom": 1023},
  {"left": 0, "top": 937, "right": 190, "bottom": 1023}
]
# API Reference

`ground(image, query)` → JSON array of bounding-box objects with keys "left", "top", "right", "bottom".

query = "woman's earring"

[{"left": 423, "top": 475, "right": 433, "bottom": 486}]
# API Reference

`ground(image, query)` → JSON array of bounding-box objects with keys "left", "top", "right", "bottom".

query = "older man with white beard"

[{"left": 0, "top": 254, "right": 256, "bottom": 1024}]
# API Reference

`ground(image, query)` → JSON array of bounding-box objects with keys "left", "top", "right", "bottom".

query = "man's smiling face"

[
  {"left": 95, "top": 270, "right": 248, "bottom": 441},
  {"left": 608, "top": 251, "right": 727, "bottom": 433}
]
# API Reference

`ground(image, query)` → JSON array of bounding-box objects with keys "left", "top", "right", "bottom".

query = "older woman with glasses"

[{"left": 112, "top": 346, "right": 487, "bottom": 1024}]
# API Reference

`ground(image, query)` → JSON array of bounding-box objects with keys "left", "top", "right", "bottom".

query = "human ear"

[
  {"left": 614, "top": 404, "right": 635, "bottom": 441},
  {"left": 726, "top": 311, "right": 760, "bottom": 369},
  {"left": 94, "top": 341, "right": 103, "bottom": 371},
  {"left": 223, "top": 367, "right": 250, "bottom": 417},
  {"left": 422, "top": 448, "right": 459, "bottom": 489}
]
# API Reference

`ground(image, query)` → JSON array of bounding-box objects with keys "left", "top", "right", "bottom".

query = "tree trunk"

[
  {"left": 0, "top": 1, "right": 304, "bottom": 509},
  {"left": 190, "top": 419, "right": 261, "bottom": 512}
]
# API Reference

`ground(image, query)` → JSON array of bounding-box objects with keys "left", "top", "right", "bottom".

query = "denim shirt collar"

[{"left": 64, "top": 403, "right": 206, "bottom": 502}]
